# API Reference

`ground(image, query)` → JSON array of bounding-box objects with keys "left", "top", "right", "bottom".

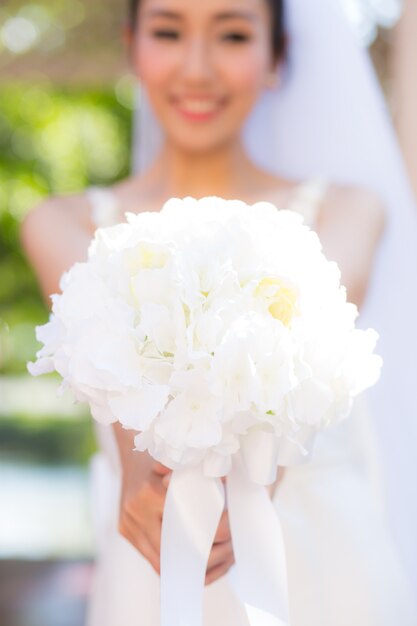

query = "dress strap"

[
  {"left": 85, "top": 186, "right": 122, "bottom": 229},
  {"left": 287, "top": 179, "right": 329, "bottom": 227}
]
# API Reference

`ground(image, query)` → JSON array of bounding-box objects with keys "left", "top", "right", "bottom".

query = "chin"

[{"left": 167, "top": 125, "right": 242, "bottom": 157}]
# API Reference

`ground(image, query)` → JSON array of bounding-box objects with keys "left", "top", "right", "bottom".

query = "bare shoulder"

[
  {"left": 21, "top": 191, "right": 95, "bottom": 243},
  {"left": 316, "top": 184, "right": 386, "bottom": 307},
  {"left": 20, "top": 191, "right": 103, "bottom": 301},
  {"left": 319, "top": 183, "right": 386, "bottom": 236}
]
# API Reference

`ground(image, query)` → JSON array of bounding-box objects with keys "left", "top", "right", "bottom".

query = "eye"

[
  {"left": 221, "top": 32, "right": 251, "bottom": 43},
  {"left": 152, "top": 29, "right": 180, "bottom": 40}
]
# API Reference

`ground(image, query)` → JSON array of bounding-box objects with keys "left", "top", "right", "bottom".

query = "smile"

[{"left": 172, "top": 97, "right": 225, "bottom": 121}]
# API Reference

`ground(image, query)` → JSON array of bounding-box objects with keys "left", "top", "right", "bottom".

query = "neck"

[{"left": 143, "top": 139, "right": 256, "bottom": 200}]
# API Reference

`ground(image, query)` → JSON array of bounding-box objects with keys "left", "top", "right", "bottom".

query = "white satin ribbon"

[
  {"left": 160, "top": 466, "right": 225, "bottom": 626},
  {"left": 160, "top": 431, "right": 312, "bottom": 626},
  {"left": 227, "top": 457, "right": 290, "bottom": 626}
]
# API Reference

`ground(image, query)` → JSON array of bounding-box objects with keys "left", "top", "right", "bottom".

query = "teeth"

[{"left": 180, "top": 99, "right": 218, "bottom": 114}]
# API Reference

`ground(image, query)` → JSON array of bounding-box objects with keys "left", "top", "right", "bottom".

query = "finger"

[
  {"left": 207, "top": 540, "right": 234, "bottom": 571},
  {"left": 162, "top": 473, "right": 171, "bottom": 489},
  {"left": 121, "top": 493, "right": 163, "bottom": 548},
  {"left": 148, "top": 471, "right": 170, "bottom": 500},
  {"left": 205, "top": 556, "right": 235, "bottom": 586},
  {"left": 124, "top": 495, "right": 164, "bottom": 554},
  {"left": 135, "top": 534, "right": 161, "bottom": 575},
  {"left": 119, "top": 521, "right": 160, "bottom": 574},
  {"left": 152, "top": 462, "right": 172, "bottom": 476},
  {"left": 145, "top": 519, "right": 162, "bottom": 556},
  {"left": 213, "top": 510, "right": 231, "bottom": 544},
  {"left": 123, "top": 479, "right": 166, "bottom": 517}
]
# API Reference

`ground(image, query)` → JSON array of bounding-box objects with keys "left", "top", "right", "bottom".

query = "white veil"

[{"left": 132, "top": 0, "right": 417, "bottom": 587}]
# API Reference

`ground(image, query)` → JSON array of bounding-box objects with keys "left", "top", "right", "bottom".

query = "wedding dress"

[{"left": 85, "top": 182, "right": 416, "bottom": 626}]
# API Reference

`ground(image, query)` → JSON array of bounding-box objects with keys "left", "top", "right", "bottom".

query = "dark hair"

[{"left": 128, "top": 0, "right": 286, "bottom": 60}]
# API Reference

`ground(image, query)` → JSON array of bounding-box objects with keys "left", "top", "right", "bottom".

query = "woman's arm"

[
  {"left": 21, "top": 197, "right": 164, "bottom": 566},
  {"left": 21, "top": 195, "right": 93, "bottom": 300},
  {"left": 115, "top": 419, "right": 234, "bottom": 583},
  {"left": 272, "top": 187, "right": 384, "bottom": 497},
  {"left": 316, "top": 186, "right": 385, "bottom": 308}
]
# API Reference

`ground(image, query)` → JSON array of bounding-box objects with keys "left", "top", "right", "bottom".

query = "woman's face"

[{"left": 129, "top": 0, "right": 277, "bottom": 155}]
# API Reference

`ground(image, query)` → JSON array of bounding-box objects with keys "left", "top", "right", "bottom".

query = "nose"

[{"left": 181, "top": 37, "right": 214, "bottom": 85}]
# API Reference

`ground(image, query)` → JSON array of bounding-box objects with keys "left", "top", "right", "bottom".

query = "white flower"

[
  {"left": 28, "top": 196, "right": 382, "bottom": 475},
  {"left": 108, "top": 383, "right": 170, "bottom": 431}
]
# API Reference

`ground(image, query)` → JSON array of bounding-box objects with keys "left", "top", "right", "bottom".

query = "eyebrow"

[
  {"left": 145, "top": 9, "right": 258, "bottom": 22},
  {"left": 145, "top": 9, "right": 181, "bottom": 19},
  {"left": 214, "top": 11, "right": 258, "bottom": 22}
]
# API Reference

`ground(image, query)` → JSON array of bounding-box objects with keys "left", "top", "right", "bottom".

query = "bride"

[{"left": 21, "top": 0, "right": 417, "bottom": 624}]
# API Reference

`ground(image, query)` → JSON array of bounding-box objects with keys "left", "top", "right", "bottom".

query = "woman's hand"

[
  {"left": 153, "top": 465, "right": 285, "bottom": 584},
  {"left": 153, "top": 463, "right": 235, "bottom": 585},
  {"left": 118, "top": 453, "right": 166, "bottom": 575},
  {"left": 115, "top": 424, "right": 235, "bottom": 584},
  {"left": 117, "top": 445, "right": 284, "bottom": 585}
]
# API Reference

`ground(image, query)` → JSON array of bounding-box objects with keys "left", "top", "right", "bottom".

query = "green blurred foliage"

[
  {"left": 0, "top": 413, "right": 96, "bottom": 465},
  {"left": 0, "top": 82, "right": 133, "bottom": 375}
]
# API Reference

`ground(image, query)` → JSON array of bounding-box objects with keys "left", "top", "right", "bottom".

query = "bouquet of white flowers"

[{"left": 29, "top": 197, "right": 381, "bottom": 626}]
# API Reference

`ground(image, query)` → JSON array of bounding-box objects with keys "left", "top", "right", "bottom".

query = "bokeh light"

[{"left": 1, "top": 16, "right": 40, "bottom": 54}]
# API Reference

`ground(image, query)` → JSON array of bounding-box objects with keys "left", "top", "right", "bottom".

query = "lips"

[{"left": 171, "top": 96, "right": 226, "bottom": 121}]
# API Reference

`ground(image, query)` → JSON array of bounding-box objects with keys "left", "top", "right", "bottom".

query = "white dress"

[{"left": 85, "top": 183, "right": 416, "bottom": 626}]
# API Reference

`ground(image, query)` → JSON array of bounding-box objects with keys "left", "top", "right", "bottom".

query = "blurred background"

[{"left": 0, "top": 0, "right": 415, "bottom": 624}]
